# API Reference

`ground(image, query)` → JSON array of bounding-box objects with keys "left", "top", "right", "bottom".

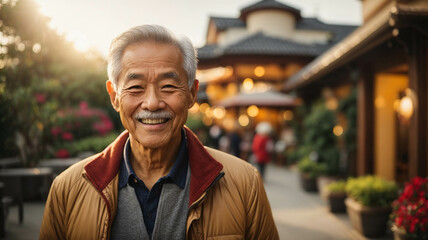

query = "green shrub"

[
  {"left": 295, "top": 101, "right": 340, "bottom": 175},
  {"left": 297, "top": 157, "right": 324, "bottom": 179},
  {"left": 345, "top": 175, "right": 398, "bottom": 207},
  {"left": 327, "top": 180, "right": 347, "bottom": 193},
  {"left": 54, "top": 132, "right": 119, "bottom": 157}
]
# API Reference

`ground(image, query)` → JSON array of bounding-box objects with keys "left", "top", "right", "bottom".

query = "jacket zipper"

[{"left": 82, "top": 173, "right": 112, "bottom": 239}]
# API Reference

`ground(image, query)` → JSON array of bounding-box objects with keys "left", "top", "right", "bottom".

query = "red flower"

[
  {"left": 79, "top": 101, "right": 88, "bottom": 110},
  {"left": 55, "top": 149, "right": 70, "bottom": 158},
  {"left": 50, "top": 126, "right": 62, "bottom": 137},
  {"left": 61, "top": 132, "right": 74, "bottom": 141},
  {"left": 34, "top": 93, "right": 46, "bottom": 104},
  {"left": 392, "top": 177, "right": 428, "bottom": 238}
]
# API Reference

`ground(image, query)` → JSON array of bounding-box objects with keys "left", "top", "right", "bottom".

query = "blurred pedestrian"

[
  {"left": 252, "top": 121, "right": 273, "bottom": 180},
  {"left": 229, "top": 130, "right": 242, "bottom": 158}
]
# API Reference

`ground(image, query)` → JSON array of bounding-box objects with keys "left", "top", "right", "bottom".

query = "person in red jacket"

[{"left": 252, "top": 121, "right": 274, "bottom": 180}]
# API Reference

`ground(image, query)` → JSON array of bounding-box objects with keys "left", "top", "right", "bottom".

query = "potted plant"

[
  {"left": 326, "top": 180, "right": 347, "bottom": 213},
  {"left": 345, "top": 175, "right": 398, "bottom": 238},
  {"left": 390, "top": 176, "right": 428, "bottom": 240},
  {"left": 297, "top": 157, "right": 323, "bottom": 192}
]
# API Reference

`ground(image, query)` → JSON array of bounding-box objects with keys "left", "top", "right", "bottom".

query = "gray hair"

[{"left": 107, "top": 25, "right": 198, "bottom": 89}]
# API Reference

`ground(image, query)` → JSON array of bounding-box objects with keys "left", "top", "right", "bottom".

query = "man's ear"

[
  {"left": 188, "top": 79, "right": 199, "bottom": 109},
  {"left": 106, "top": 80, "right": 120, "bottom": 112}
]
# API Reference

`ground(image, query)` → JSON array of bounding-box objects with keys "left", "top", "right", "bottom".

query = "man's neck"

[{"left": 129, "top": 134, "right": 181, "bottom": 190}]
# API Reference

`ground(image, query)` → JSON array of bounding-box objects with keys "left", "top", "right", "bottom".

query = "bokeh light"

[
  {"left": 238, "top": 114, "right": 250, "bottom": 127},
  {"left": 242, "top": 78, "right": 254, "bottom": 92},
  {"left": 247, "top": 105, "right": 259, "bottom": 117}
]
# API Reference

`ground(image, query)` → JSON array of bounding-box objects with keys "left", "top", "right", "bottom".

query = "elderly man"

[{"left": 40, "top": 25, "right": 278, "bottom": 240}]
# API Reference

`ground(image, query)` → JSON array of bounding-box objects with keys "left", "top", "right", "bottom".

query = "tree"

[{"left": 0, "top": 0, "right": 115, "bottom": 166}]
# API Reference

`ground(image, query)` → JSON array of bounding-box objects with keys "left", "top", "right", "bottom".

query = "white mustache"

[{"left": 134, "top": 111, "right": 173, "bottom": 120}]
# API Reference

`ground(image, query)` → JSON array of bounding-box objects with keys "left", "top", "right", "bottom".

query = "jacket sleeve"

[
  {"left": 246, "top": 169, "right": 279, "bottom": 240},
  {"left": 39, "top": 177, "right": 67, "bottom": 240}
]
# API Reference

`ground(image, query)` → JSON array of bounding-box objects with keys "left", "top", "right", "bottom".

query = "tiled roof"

[
  {"left": 200, "top": 16, "right": 358, "bottom": 60},
  {"left": 225, "top": 33, "right": 321, "bottom": 56},
  {"left": 210, "top": 17, "right": 245, "bottom": 31},
  {"left": 240, "top": 0, "right": 301, "bottom": 19},
  {"left": 198, "top": 33, "right": 324, "bottom": 59},
  {"left": 296, "top": 18, "right": 357, "bottom": 43}
]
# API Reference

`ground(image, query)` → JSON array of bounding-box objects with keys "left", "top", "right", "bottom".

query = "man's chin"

[{"left": 130, "top": 134, "right": 171, "bottom": 149}]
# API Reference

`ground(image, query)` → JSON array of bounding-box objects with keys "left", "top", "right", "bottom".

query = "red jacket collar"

[{"left": 83, "top": 127, "right": 223, "bottom": 206}]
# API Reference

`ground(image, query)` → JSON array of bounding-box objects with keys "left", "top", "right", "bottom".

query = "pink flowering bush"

[
  {"left": 50, "top": 101, "right": 114, "bottom": 157},
  {"left": 391, "top": 177, "right": 428, "bottom": 239}
]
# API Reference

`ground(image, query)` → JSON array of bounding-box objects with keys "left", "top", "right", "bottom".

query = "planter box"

[
  {"left": 327, "top": 192, "right": 347, "bottom": 213},
  {"left": 345, "top": 198, "right": 391, "bottom": 238},
  {"left": 299, "top": 173, "right": 318, "bottom": 192}
]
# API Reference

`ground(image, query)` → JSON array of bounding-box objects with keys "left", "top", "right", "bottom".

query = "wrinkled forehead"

[{"left": 117, "top": 42, "right": 187, "bottom": 86}]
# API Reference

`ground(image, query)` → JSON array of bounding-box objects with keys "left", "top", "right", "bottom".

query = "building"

[
  {"left": 284, "top": 0, "right": 428, "bottom": 181},
  {"left": 196, "top": 0, "right": 357, "bottom": 140}
]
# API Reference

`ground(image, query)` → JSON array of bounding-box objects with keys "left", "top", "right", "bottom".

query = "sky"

[{"left": 34, "top": 0, "right": 362, "bottom": 57}]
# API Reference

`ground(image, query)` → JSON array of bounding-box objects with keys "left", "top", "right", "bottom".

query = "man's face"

[{"left": 107, "top": 41, "right": 198, "bottom": 149}]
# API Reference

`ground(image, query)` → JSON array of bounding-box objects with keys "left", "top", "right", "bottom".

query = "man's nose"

[{"left": 142, "top": 87, "right": 165, "bottom": 111}]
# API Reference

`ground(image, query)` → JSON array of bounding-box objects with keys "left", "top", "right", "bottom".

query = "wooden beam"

[
  {"left": 408, "top": 31, "right": 428, "bottom": 178},
  {"left": 357, "top": 66, "right": 374, "bottom": 176}
]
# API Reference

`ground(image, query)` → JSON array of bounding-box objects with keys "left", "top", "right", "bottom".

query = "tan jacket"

[{"left": 40, "top": 128, "right": 279, "bottom": 240}]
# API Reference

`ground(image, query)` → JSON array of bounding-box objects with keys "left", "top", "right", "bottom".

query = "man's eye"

[
  {"left": 128, "top": 86, "right": 143, "bottom": 90},
  {"left": 162, "top": 85, "right": 177, "bottom": 89}
]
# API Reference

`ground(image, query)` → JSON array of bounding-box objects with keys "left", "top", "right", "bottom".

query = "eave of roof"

[
  {"left": 217, "top": 89, "right": 299, "bottom": 108},
  {"left": 284, "top": 0, "right": 428, "bottom": 91},
  {"left": 198, "top": 33, "right": 324, "bottom": 60},
  {"left": 210, "top": 17, "right": 246, "bottom": 31},
  {"left": 240, "top": 0, "right": 301, "bottom": 20}
]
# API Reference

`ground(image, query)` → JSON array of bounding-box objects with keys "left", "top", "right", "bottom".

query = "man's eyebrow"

[
  {"left": 161, "top": 71, "right": 180, "bottom": 81},
  {"left": 126, "top": 72, "right": 144, "bottom": 80}
]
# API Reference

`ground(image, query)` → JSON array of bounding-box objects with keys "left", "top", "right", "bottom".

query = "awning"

[
  {"left": 283, "top": 0, "right": 428, "bottom": 91},
  {"left": 217, "top": 90, "right": 299, "bottom": 108}
]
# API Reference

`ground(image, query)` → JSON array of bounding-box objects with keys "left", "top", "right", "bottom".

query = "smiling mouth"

[{"left": 139, "top": 118, "right": 170, "bottom": 125}]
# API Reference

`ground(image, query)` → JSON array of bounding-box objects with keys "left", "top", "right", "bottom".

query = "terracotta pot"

[
  {"left": 327, "top": 191, "right": 347, "bottom": 213},
  {"left": 299, "top": 173, "right": 318, "bottom": 192},
  {"left": 345, "top": 198, "right": 391, "bottom": 238}
]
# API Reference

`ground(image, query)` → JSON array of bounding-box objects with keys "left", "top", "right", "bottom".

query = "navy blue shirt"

[{"left": 118, "top": 129, "right": 188, "bottom": 235}]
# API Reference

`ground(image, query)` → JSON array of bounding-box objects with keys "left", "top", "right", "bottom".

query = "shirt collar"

[{"left": 118, "top": 129, "right": 188, "bottom": 189}]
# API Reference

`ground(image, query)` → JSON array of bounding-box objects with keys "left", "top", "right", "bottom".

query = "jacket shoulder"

[{"left": 52, "top": 154, "right": 99, "bottom": 190}]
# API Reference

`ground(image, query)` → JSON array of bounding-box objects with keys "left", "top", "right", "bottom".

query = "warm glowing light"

[
  {"left": 213, "top": 107, "right": 226, "bottom": 119},
  {"left": 205, "top": 107, "right": 213, "bottom": 118},
  {"left": 333, "top": 125, "right": 343, "bottom": 136},
  {"left": 226, "top": 83, "right": 237, "bottom": 95},
  {"left": 223, "top": 118, "right": 234, "bottom": 130},
  {"left": 398, "top": 96, "right": 413, "bottom": 120},
  {"left": 32, "top": 43, "right": 42, "bottom": 53},
  {"left": 202, "top": 116, "right": 213, "bottom": 126},
  {"left": 375, "top": 97, "right": 385, "bottom": 108},
  {"left": 189, "top": 103, "right": 199, "bottom": 114},
  {"left": 16, "top": 42, "right": 25, "bottom": 51},
  {"left": 66, "top": 31, "right": 90, "bottom": 52},
  {"left": 238, "top": 114, "right": 250, "bottom": 127},
  {"left": 247, "top": 105, "right": 259, "bottom": 117},
  {"left": 199, "top": 103, "right": 210, "bottom": 113},
  {"left": 254, "top": 82, "right": 270, "bottom": 92},
  {"left": 254, "top": 66, "right": 265, "bottom": 77},
  {"left": 283, "top": 110, "right": 294, "bottom": 121},
  {"left": 242, "top": 78, "right": 254, "bottom": 92},
  {"left": 326, "top": 98, "right": 338, "bottom": 110}
]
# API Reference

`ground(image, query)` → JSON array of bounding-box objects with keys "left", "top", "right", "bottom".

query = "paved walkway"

[
  {"left": 264, "top": 164, "right": 392, "bottom": 240},
  {"left": 3, "top": 164, "right": 393, "bottom": 239}
]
